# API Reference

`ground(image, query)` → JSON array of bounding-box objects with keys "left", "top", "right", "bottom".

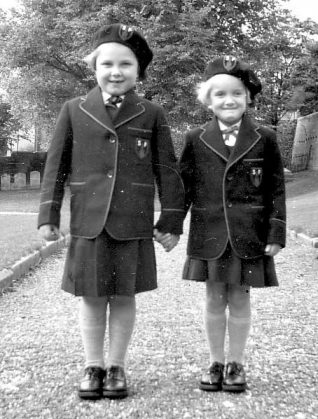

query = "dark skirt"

[
  {"left": 183, "top": 243, "right": 278, "bottom": 288},
  {"left": 62, "top": 229, "right": 157, "bottom": 297}
]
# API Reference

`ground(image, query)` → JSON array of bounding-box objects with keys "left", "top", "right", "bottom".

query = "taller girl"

[
  {"left": 38, "top": 23, "right": 184, "bottom": 400},
  {"left": 179, "top": 56, "right": 286, "bottom": 392}
]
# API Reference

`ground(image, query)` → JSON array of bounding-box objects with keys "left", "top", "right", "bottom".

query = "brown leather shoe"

[
  {"left": 103, "top": 366, "right": 128, "bottom": 399},
  {"left": 222, "top": 362, "right": 247, "bottom": 392},
  {"left": 199, "top": 362, "right": 224, "bottom": 391},
  {"left": 78, "top": 366, "right": 105, "bottom": 399}
]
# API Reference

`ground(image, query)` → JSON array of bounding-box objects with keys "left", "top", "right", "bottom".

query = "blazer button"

[
  {"left": 107, "top": 170, "right": 114, "bottom": 178},
  {"left": 227, "top": 202, "right": 232, "bottom": 208},
  {"left": 227, "top": 175, "right": 233, "bottom": 181},
  {"left": 109, "top": 137, "right": 116, "bottom": 144}
]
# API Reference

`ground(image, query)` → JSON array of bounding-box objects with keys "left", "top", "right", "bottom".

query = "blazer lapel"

[
  {"left": 227, "top": 115, "right": 262, "bottom": 167},
  {"left": 79, "top": 86, "right": 116, "bottom": 135},
  {"left": 199, "top": 117, "right": 229, "bottom": 162},
  {"left": 113, "top": 90, "right": 146, "bottom": 128}
]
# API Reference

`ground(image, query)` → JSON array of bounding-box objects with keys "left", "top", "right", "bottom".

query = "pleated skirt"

[
  {"left": 183, "top": 242, "right": 278, "bottom": 287},
  {"left": 62, "top": 229, "right": 157, "bottom": 297}
]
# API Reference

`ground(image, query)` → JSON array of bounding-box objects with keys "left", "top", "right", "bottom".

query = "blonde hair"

[{"left": 83, "top": 47, "right": 101, "bottom": 71}]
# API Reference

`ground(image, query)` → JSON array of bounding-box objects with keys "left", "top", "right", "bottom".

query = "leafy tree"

[
  {"left": 1, "top": 0, "right": 317, "bottom": 152},
  {"left": 0, "top": 96, "right": 20, "bottom": 155},
  {"left": 290, "top": 40, "right": 318, "bottom": 116},
  {"left": 248, "top": 9, "right": 318, "bottom": 126}
]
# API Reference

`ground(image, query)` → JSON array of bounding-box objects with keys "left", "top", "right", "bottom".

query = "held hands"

[
  {"left": 39, "top": 224, "right": 60, "bottom": 242},
  {"left": 264, "top": 243, "right": 282, "bottom": 257},
  {"left": 153, "top": 229, "right": 180, "bottom": 252}
]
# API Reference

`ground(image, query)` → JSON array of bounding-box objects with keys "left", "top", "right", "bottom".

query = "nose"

[
  {"left": 224, "top": 94, "right": 235, "bottom": 105},
  {"left": 110, "top": 66, "right": 121, "bottom": 76}
]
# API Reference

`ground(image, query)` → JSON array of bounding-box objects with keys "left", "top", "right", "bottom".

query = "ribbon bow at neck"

[{"left": 221, "top": 124, "right": 239, "bottom": 146}]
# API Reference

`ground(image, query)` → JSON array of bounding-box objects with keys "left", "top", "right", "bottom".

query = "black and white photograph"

[{"left": 0, "top": 1, "right": 317, "bottom": 418}]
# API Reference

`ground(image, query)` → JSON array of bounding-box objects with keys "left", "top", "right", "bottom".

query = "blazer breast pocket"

[
  {"left": 127, "top": 127, "right": 153, "bottom": 161},
  {"left": 243, "top": 158, "right": 264, "bottom": 188},
  {"left": 135, "top": 138, "right": 150, "bottom": 160}
]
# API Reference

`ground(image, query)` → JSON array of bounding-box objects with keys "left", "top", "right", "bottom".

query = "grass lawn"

[
  {"left": 0, "top": 189, "right": 70, "bottom": 270},
  {"left": 0, "top": 170, "right": 317, "bottom": 271},
  {"left": 286, "top": 170, "right": 318, "bottom": 237}
]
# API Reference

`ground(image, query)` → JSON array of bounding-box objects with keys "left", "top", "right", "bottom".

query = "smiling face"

[
  {"left": 95, "top": 42, "right": 139, "bottom": 95},
  {"left": 208, "top": 74, "right": 250, "bottom": 126}
]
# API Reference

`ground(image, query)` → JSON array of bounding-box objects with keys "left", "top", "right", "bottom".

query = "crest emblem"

[
  {"left": 250, "top": 167, "right": 263, "bottom": 187},
  {"left": 223, "top": 55, "right": 237, "bottom": 72},
  {"left": 119, "top": 25, "right": 133, "bottom": 41},
  {"left": 135, "top": 139, "right": 150, "bottom": 159}
]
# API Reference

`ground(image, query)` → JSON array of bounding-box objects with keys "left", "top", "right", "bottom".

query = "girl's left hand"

[
  {"left": 153, "top": 229, "right": 180, "bottom": 252},
  {"left": 264, "top": 243, "right": 282, "bottom": 257}
]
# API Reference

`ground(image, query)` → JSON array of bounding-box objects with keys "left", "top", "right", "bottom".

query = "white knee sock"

[
  {"left": 228, "top": 315, "right": 251, "bottom": 364},
  {"left": 107, "top": 296, "right": 136, "bottom": 369},
  {"left": 79, "top": 297, "right": 107, "bottom": 369},
  {"left": 204, "top": 310, "right": 227, "bottom": 364}
]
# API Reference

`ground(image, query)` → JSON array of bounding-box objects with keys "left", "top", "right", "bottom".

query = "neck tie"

[
  {"left": 107, "top": 96, "right": 123, "bottom": 106},
  {"left": 221, "top": 124, "right": 239, "bottom": 146},
  {"left": 105, "top": 96, "right": 123, "bottom": 120}
]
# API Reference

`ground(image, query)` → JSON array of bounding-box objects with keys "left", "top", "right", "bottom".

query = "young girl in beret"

[
  {"left": 38, "top": 23, "right": 183, "bottom": 400},
  {"left": 179, "top": 56, "right": 286, "bottom": 392}
]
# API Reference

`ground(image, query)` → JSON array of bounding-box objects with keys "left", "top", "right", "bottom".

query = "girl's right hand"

[
  {"left": 153, "top": 229, "right": 180, "bottom": 252},
  {"left": 39, "top": 224, "right": 60, "bottom": 241},
  {"left": 264, "top": 243, "right": 281, "bottom": 257}
]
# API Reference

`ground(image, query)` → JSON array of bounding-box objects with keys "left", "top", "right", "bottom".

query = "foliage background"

[{"left": 0, "top": 0, "right": 318, "bottom": 155}]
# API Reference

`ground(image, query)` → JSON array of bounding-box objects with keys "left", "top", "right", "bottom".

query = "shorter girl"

[{"left": 179, "top": 56, "right": 286, "bottom": 392}]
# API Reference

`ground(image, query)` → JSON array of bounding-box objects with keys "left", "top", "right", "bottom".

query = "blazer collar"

[
  {"left": 228, "top": 114, "right": 261, "bottom": 166},
  {"left": 199, "top": 114, "right": 261, "bottom": 165},
  {"left": 112, "top": 89, "right": 145, "bottom": 128},
  {"left": 79, "top": 87, "right": 145, "bottom": 135},
  {"left": 199, "top": 117, "right": 229, "bottom": 162}
]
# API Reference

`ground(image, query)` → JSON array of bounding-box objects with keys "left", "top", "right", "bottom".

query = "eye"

[
  {"left": 100, "top": 61, "right": 112, "bottom": 67},
  {"left": 121, "top": 61, "right": 134, "bottom": 67},
  {"left": 214, "top": 91, "right": 225, "bottom": 97},
  {"left": 234, "top": 90, "right": 245, "bottom": 97}
]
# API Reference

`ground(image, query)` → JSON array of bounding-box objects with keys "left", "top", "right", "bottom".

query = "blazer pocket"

[
  {"left": 131, "top": 182, "right": 154, "bottom": 188},
  {"left": 250, "top": 205, "right": 265, "bottom": 209},
  {"left": 243, "top": 159, "right": 264, "bottom": 188},
  {"left": 69, "top": 181, "right": 86, "bottom": 186},
  {"left": 134, "top": 138, "right": 151, "bottom": 160},
  {"left": 128, "top": 127, "right": 153, "bottom": 137}
]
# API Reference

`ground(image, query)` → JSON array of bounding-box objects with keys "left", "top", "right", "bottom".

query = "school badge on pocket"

[
  {"left": 250, "top": 167, "right": 263, "bottom": 187},
  {"left": 135, "top": 138, "right": 150, "bottom": 159}
]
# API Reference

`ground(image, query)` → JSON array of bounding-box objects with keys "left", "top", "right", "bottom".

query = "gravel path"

[{"left": 0, "top": 221, "right": 317, "bottom": 419}]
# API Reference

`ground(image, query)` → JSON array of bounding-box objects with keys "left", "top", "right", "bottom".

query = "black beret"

[
  {"left": 91, "top": 23, "right": 153, "bottom": 78},
  {"left": 204, "top": 56, "right": 262, "bottom": 98}
]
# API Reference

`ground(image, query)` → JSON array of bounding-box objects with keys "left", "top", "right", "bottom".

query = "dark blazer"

[
  {"left": 38, "top": 87, "right": 184, "bottom": 239},
  {"left": 179, "top": 114, "right": 286, "bottom": 259}
]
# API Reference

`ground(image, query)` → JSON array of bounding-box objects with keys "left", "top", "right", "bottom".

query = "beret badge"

[
  {"left": 223, "top": 55, "right": 237, "bottom": 72},
  {"left": 119, "top": 25, "right": 133, "bottom": 41}
]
